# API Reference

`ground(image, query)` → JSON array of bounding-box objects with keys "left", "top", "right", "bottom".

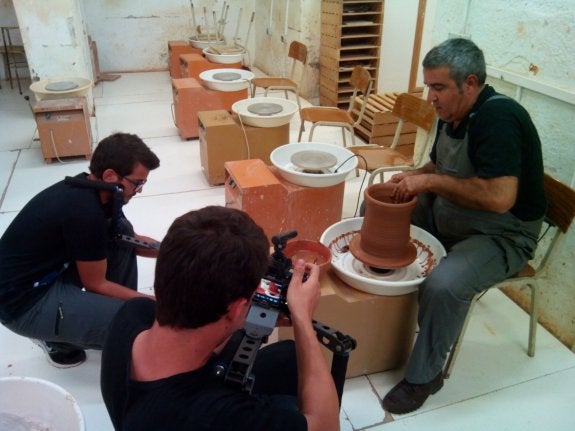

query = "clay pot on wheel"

[{"left": 350, "top": 182, "right": 417, "bottom": 269}]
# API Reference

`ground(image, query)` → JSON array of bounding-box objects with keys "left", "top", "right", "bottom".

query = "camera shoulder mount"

[{"left": 64, "top": 175, "right": 160, "bottom": 250}]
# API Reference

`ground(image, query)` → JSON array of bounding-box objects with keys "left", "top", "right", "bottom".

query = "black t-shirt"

[
  {"left": 0, "top": 173, "right": 112, "bottom": 321},
  {"left": 430, "top": 85, "right": 546, "bottom": 221},
  {"left": 101, "top": 298, "right": 308, "bottom": 431}
]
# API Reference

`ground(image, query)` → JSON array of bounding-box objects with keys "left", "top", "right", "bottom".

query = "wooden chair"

[
  {"left": 349, "top": 92, "right": 436, "bottom": 181},
  {"left": 297, "top": 65, "right": 372, "bottom": 147},
  {"left": 443, "top": 173, "right": 575, "bottom": 378},
  {"left": 250, "top": 41, "right": 308, "bottom": 109}
]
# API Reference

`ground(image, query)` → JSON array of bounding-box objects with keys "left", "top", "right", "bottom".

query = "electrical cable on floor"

[
  {"left": 49, "top": 128, "right": 68, "bottom": 164},
  {"left": 30, "top": 127, "right": 39, "bottom": 147},
  {"left": 234, "top": 78, "right": 256, "bottom": 160},
  {"left": 170, "top": 103, "right": 176, "bottom": 126},
  {"left": 236, "top": 109, "right": 251, "bottom": 160}
]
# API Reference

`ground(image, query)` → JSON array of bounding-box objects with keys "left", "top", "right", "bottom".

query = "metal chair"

[
  {"left": 349, "top": 92, "right": 436, "bottom": 181},
  {"left": 1, "top": 26, "right": 28, "bottom": 94},
  {"left": 443, "top": 173, "right": 575, "bottom": 378},
  {"left": 297, "top": 65, "right": 372, "bottom": 147},
  {"left": 250, "top": 40, "right": 308, "bottom": 109}
]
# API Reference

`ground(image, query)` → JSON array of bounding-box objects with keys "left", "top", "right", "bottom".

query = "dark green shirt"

[{"left": 430, "top": 85, "right": 546, "bottom": 221}]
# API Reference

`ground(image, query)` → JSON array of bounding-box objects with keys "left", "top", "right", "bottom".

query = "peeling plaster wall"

[
  {"left": 426, "top": 0, "right": 575, "bottom": 349},
  {"left": 12, "top": 0, "right": 91, "bottom": 81},
  {"left": 82, "top": 0, "right": 257, "bottom": 73},
  {"left": 252, "top": 0, "right": 320, "bottom": 102},
  {"left": 12, "top": 0, "right": 93, "bottom": 111}
]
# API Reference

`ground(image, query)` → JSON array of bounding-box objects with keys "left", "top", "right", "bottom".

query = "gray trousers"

[
  {"left": 404, "top": 194, "right": 541, "bottom": 383},
  {"left": 5, "top": 220, "right": 138, "bottom": 350}
]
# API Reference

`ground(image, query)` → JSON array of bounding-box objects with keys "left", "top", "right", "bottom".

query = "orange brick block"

[
  {"left": 224, "top": 159, "right": 344, "bottom": 243},
  {"left": 171, "top": 78, "right": 248, "bottom": 139},
  {"left": 168, "top": 41, "right": 202, "bottom": 78}
]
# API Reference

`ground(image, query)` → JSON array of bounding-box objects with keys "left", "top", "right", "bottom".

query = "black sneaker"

[
  {"left": 32, "top": 339, "right": 86, "bottom": 368},
  {"left": 382, "top": 372, "right": 444, "bottom": 414}
]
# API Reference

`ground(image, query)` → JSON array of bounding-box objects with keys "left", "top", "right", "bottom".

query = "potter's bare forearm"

[{"left": 410, "top": 174, "right": 518, "bottom": 213}]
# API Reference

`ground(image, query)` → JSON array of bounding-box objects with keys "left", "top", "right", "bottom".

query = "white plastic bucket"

[{"left": 0, "top": 376, "right": 85, "bottom": 431}]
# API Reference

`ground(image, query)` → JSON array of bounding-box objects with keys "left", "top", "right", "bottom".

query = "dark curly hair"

[
  {"left": 89, "top": 133, "right": 160, "bottom": 178},
  {"left": 154, "top": 206, "right": 270, "bottom": 329}
]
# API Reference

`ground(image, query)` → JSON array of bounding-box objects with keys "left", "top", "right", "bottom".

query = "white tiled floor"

[{"left": 1, "top": 73, "right": 574, "bottom": 430}]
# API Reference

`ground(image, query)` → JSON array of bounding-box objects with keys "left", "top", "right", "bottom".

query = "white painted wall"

[
  {"left": 13, "top": 0, "right": 91, "bottom": 81},
  {"left": 11, "top": 0, "right": 93, "bottom": 111},
  {"left": 252, "top": 0, "right": 319, "bottom": 100},
  {"left": 82, "top": 0, "right": 257, "bottom": 73},
  {"left": 377, "top": 0, "right": 419, "bottom": 93}
]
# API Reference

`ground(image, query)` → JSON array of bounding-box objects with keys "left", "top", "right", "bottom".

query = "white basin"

[
  {"left": 0, "top": 376, "right": 85, "bottom": 431},
  {"left": 203, "top": 47, "right": 244, "bottom": 64},
  {"left": 232, "top": 97, "right": 298, "bottom": 128},
  {"left": 199, "top": 69, "right": 254, "bottom": 92},
  {"left": 270, "top": 142, "right": 358, "bottom": 187},
  {"left": 30, "top": 77, "right": 92, "bottom": 101},
  {"left": 189, "top": 37, "right": 225, "bottom": 49},
  {"left": 320, "top": 218, "right": 446, "bottom": 296}
]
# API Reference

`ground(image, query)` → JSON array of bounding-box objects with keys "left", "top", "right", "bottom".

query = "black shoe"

[
  {"left": 32, "top": 339, "right": 86, "bottom": 368},
  {"left": 382, "top": 372, "right": 444, "bottom": 414}
]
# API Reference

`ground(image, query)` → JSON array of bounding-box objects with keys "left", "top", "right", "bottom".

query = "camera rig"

[
  {"left": 215, "top": 231, "right": 357, "bottom": 405},
  {"left": 64, "top": 175, "right": 160, "bottom": 250}
]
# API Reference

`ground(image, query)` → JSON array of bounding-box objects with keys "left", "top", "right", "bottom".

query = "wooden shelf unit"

[{"left": 320, "top": 0, "right": 384, "bottom": 108}]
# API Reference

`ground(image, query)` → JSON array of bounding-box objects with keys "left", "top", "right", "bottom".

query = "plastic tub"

[{"left": 0, "top": 376, "right": 85, "bottom": 431}]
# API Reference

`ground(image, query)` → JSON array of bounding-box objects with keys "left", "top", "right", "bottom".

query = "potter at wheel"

[
  {"left": 290, "top": 150, "right": 338, "bottom": 172},
  {"left": 247, "top": 102, "right": 283, "bottom": 116},
  {"left": 212, "top": 72, "right": 242, "bottom": 81},
  {"left": 45, "top": 81, "right": 79, "bottom": 91}
]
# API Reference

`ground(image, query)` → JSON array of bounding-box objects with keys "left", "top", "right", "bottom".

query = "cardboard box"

[
  {"left": 172, "top": 79, "right": 247, "bottom": 139},
  {"left": 179, "top": 53, "right": 242, "bottom": 79},
  {"left": 33, "top": 98, "right": 92, "bottom": 163},
  {"left": 224, "top": 159, "right": 345, "bottom": 243},
  {"left": 168, "top": 41, "right": 202, "bottom": 78},
  {"left": 279, "top": 271, "right": 418, "bottom": 378},
  {"left": 198, "top": 110, "right": 289, "bottom": 185}
]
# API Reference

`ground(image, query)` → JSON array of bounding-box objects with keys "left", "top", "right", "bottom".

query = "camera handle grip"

[{"left": 312, "top": 319, "right": 357, "bottom": 406}]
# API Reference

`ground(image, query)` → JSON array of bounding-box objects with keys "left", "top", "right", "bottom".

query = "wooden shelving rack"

[
  {"left": 320, "top": 0, "right": 384, "bottom": 108},
  {"left": 351, "top": 89, "right": 425, "bottom": 155}
]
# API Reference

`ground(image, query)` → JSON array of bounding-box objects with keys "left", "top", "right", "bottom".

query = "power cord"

[{"left": 334, "top": 153, "right": 369, "bottom": 218}]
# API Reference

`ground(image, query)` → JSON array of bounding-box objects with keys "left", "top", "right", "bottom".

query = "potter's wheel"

[
  {"left": 212, "top": 72, "right": 242, "bottom": 81},
  {"left": 290, "top": 150, "right": 338, "bottom": 173},
  {"left": 45, "top": 81, "right": 79, "bottom": 91},
  {"left": 232, "top": 97, "right": 298, "bottom": 128},
  {"left": 247, "top": 102, "right": 284, "bottom": 116},
  {"left": 320, "top": 218, "right": 446, "bottom": 296},
  {"left": 349, "top": 233, "right": 417, "bottom": 269}
]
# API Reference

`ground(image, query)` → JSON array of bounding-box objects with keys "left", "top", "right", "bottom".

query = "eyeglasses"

[{"left": 121, "top": 176, "right": 147, "bottom": 192}]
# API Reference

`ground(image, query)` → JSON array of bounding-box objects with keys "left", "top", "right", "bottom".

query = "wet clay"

[{"left": 349, "top": 182, "right": 417, "bottom": 269}]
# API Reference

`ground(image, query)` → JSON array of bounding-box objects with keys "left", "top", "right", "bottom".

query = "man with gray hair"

[{"left": 382, "top": 38, "right": 546, "bottom": 413}]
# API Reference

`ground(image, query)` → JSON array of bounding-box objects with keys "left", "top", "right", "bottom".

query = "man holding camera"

[
  {"left": 0, "top": 133, "right": 160, "bottom": 368},
  {"left": 101, "top": 206, "right": 340, "bottom": 431}
]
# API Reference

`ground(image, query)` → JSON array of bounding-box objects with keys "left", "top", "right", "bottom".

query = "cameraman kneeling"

[{"left": 100, "top": 206, "right": 340, "bottom": 431}]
